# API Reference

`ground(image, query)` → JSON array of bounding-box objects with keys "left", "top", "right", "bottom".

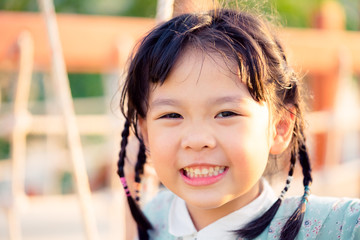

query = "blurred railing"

[
  {"left": 0, "top": 5, "right": 359, "bottom": 240},
  {"left": 1, "top": 12, "right": 359, "bottom": 73},
  {"left": 1, "top": 11, "right": 360, "bottom": 166}
]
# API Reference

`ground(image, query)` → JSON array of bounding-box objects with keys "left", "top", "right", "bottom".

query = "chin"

[
  {"left": 189, "top": 201, "right": 226, "bottom": 210},
  {"left": 182, "top": 192, "right": 232, "bottom": 210}
]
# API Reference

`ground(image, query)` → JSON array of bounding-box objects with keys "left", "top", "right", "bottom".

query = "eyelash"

[
  {"left": 159, "top": 113, "right": 183, "bottom": 119},
  {"left": 216, "top": 111, "right": 239, "bottom": 118},
  {"left": 158, "top": 111, "right": 239, "bottom": 119}
]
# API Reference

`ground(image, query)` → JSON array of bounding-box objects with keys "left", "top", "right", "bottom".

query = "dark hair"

[{"left": 118, "top": 8, "right": 312, "bottom": 240}]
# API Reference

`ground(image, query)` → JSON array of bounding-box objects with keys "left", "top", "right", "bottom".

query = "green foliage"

[
  {"left": 268, "top": 0, "right": 322, "bottom": 28},
  {"left": 0, "top": 138, "right": 10, "bottom": 160},
  {"left": 340, "top": 0, "right": 360, "bottom": 30},
  {"left": 0, "top": 0, "right": 158, "bottom": 17},
  {"left": 68, "top": 73, "right": 103, "bottom": 98},
  {"left": 225, "top": 0, "right": 322, "bottom": 28},
  {"left": 0, "top": 0, "right": 38, "bottom": 12},
  {"left": 1, "top": 0, "right": 357, "bottom": 29},
  {"left": 120, "top": 0, "right": 157, "bottom": 18},
  {"left": 60, "top": 171, "right": 74, "bottom": 194},
  {"left": 82, "top": 135, "right": 107, "bottom": 144}
]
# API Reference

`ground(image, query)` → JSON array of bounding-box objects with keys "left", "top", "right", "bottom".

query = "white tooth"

[
  {"left": 209, "top": 167, "right": 214, "bottom": 173},
  {"left": 209, "top": 172, "right": 213, "bottom": 177},
  {"left": 202, "top": 169, "right": 209, "bottom": 175},
  {"left": 219, "top": 169, "right": 224, "bottom": 174},
  {"left": 190, "top": 172, "right": 194, "bottom": 178},
  {"left": 194, "top": 169, "right": 201, "bottom": 175},
  {"left": 213, "top": 171, "right": 219, "bottom": 176},
  {"left": 215, "top": 166, "right": 219, "bottom": 171},
  {"left": 190, "top": 168, "right": 194, "bottom": 173}
]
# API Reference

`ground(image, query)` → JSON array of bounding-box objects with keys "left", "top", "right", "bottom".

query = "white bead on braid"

[{"left": 279, "top": 175, "right": 293, "bottom": 200}]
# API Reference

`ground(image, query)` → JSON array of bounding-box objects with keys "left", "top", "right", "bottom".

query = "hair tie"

[{"left": 120, "top": 177, "right": 131, "bottom": 197}]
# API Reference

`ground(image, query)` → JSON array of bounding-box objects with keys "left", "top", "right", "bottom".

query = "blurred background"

[{"left": 0, "top": 0, "right": 359, "bottom": 239}]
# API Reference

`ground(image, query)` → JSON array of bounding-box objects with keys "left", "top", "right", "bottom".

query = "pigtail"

[
  {"left": 234, "top": 200, "right": 281, "bottom": 238},
  {"left": 280, "top": 141, "right": 312, "bottom": 239},
  {"left": 235, "top": 150, "right": 296, "bottom": 239},
  {"left": 134, "top": 138, "right": 147, "bottom": 202},
  {"left": 236, "top": 142, "right": 311, "bottom": 240},
  {"left": 117, "top": 120, "right": 152, "bottom": 239}
]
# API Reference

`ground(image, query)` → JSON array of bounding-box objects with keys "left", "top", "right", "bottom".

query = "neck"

[{"left": 186, "top": 181, "right": 262, "bottom": 231}]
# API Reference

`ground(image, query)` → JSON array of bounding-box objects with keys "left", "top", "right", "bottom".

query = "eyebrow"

[
  {"left": 210, "top": 95, "right": 249, "bottom": 105},
  {"left": 150, "top": 98, "right": 180, "bottom": 109},
  {"left": 150, "top": 95, "right": 249, "bottom": 109}
]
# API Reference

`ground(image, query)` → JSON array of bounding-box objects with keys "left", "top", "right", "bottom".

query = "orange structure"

[
  {"left": 1, "top": 9, "right": 360, "bottom": 168},
  {"left": 0, "top": 11, "right": 359, "bottom": 74},
  {"left": 0, "top": 12, "right": 155, "bottom": 73}
]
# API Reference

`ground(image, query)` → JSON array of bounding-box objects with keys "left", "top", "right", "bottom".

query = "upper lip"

[{"left": 180, "top": 163, "right": 227, "bottom": 169}]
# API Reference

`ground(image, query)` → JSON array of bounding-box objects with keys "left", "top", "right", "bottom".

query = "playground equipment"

[{"left": 0, "top": 0, "right": 359, "bottom": 239}]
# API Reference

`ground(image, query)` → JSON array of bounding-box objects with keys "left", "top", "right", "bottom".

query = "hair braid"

[
  {"left": 280, "top": 139, "right": 312, "bottom": 240},
  {"left": 280, "top": 150, "right": 296, "bottom": 200},
  {"left": 235, "top": 150, "right": 296, "bottom": 239},
  {"left": 117, "top": 119, "right": 130, "bottom": 179},
  {"left": 299, "top": 142, "right": 312, "bottom": 187},
  {"left": 117, "top": 120, "right": 152, "bottom": 239},
  {"left": 134, "top": 139, "right": 147, "bottom": 202}
]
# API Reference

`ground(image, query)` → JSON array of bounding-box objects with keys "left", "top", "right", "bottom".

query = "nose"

[{"left": 180, "top": 123, "right": 216, "bottom": 151}]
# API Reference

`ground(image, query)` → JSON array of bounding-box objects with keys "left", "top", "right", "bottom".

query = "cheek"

[
  {"left": 147, "top": 128, "right": 181, "bottom": 191},
  {"left": 228, "top": 142, "right": 268, "bottom": 193},
  {"left": 221, "top": 123, "right": 270, "bottom": 178},
  {"left": 228, "top": 141, "right": 269, "bottom": 173},
  {"left": 147, "top": 126, "right": 179, "bottom": 171}
]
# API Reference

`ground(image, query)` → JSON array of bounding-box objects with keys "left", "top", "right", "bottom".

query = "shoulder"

[
  {"left": 143, "top": 189, "right": 176, "bottom": 240},
  {"left": 266, "top": 196, "right": 360, "bottom": 239},
  {"left": 144, "top": 188, "right": 175, "bottom": 214},
  {"left": 306, "top": 196, "right": 360, "bottom": 239}
]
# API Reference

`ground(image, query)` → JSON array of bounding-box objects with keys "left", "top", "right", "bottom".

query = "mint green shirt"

[{"left": 144, "top": 190, "right": 360, "bottom": 239}]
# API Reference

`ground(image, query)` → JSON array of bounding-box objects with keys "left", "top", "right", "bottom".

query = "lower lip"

[{"left": 180, "top": 168, "right": 228, "bottom": 186}]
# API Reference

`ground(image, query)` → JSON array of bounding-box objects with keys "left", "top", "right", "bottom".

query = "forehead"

[
  {"left": 170, "top": 47, "right": 242, "bottom": 85},
  {"left": 148, "top": 48, "right": 255, "bottom": 104}
]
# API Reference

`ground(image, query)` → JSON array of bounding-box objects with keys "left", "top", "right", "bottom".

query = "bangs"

[{"left": 124, "top": 9, "right": 275, "bottom": 120}]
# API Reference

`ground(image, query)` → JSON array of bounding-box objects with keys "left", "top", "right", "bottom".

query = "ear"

[
  {"left": 138, "top": 117, "right": 149, "bottom": 149},
  {"left": 270, "top": 107, "right": 296, "bottom": 155}
]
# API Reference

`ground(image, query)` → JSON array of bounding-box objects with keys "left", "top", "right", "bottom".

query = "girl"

[{"left": 117, "top": 8, "right": 360, "bottom": 240}]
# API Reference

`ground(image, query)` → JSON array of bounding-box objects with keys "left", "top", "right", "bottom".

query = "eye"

[
  {"left": 159, "top": 113, "right": 183, "bottom": 119},
  {"left": 216, "top": 111, "right": 238, "bottom": 118}
]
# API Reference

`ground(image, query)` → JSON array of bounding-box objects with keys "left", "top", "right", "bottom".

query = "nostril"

[
  {"left": 180, "top": 125, "right": 216, "bottom": 150},
  {"left": 181, "top": 136, "right": 216, "bottom": 150}
]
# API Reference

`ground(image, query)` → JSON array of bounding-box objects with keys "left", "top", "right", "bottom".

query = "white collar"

[{"left": 168, "top": 179, "right": 277, "bottom": 240}]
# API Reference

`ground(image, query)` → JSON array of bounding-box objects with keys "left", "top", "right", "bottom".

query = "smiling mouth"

[{"left": 182, "top": 166, "right": 227, "bottom": 179}]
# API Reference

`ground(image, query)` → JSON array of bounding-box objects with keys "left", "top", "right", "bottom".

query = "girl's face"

[{"left": 140, "top": 49, "right": 280, "bottom": 227}]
